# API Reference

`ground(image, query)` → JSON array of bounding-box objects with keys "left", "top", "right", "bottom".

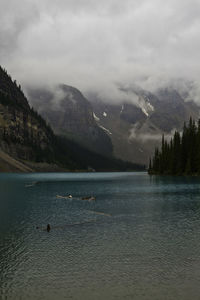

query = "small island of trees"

[{"left": 149, "top": 118, "right": 200, "bottom": 175}]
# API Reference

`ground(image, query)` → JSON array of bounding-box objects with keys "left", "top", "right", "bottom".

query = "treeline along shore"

[{"left": 149, "top": 118, "right": 200, "bottom": 175}]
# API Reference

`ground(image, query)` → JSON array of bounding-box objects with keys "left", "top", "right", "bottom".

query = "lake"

[{"left": 1, "top": 172, "right": 200, "bottom": 300}]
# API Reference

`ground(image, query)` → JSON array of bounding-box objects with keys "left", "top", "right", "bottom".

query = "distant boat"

[
  {"left": 56, "top": 195, "right": 73, "bottom": 199},
  {"left": 81, "top": 196, "right": 96, "bottom": 202}
]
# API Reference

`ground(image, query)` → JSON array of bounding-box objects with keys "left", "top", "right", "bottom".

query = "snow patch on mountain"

[
  {"left": 93, "top": 112, "right": 100, "bottom": 122},
  {"left": 138, "top": 97, "right": 154, "bottom": 117},
  {"left": 141, "top": 107, "right": 149, "bottom": 117},
  {"left": 103, "top": 112, "right": 107, "bottom": 117},
  {"left": 99, "top": 125, "right": 112, "bottom": 135}
]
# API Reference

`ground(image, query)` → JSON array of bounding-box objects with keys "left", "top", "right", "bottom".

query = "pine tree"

[{"left": 149, "top": 118, "right": 200, "bottom": 175}]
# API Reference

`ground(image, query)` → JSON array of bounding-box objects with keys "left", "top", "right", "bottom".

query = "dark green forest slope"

[
  {"left": 149, "top": 118, "right": 200, "bottom": 175},
  {"left": 0, "top": 66, "right": 144, "bottom": 172}
]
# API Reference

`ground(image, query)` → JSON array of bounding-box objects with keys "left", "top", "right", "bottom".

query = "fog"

[
  {"left": 1, "top": 0, "right": 200, "bottom": 103},
  {"left": 129, "top": 124, "right": 176, "bottom": 142}
]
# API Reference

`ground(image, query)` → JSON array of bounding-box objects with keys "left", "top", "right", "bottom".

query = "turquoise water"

[{"left": 1, "top": 172, "right": 200, "bottom": 300}]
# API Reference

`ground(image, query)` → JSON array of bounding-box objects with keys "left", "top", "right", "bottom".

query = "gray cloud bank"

[{"left": 1, "top": 0, "right": 200, "bottom": 103}]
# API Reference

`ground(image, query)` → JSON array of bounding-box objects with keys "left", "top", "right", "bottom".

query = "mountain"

[
  {"left": 28, "top": 82, "right": 200, "bottom": 166},
  {"left": 89, "top": 87, "right": 200, "bottom": 165},
  {"left": 0, "top": 66, "right": 142, "bottom": 172},
  {"left": 0, "top": 66, "right": 56, "bottom": 168},
  {"left": 28, "top": 85, "right": 113, "bottom": 157}
]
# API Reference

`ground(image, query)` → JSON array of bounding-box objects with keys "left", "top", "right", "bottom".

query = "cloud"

[
  {"left": 0, "top": 1, "right": 39, "bottom": 58},
  {"left": 1, "top": 0, "right": 200, "bottom": 103},
  {"left": 129, "top": 123, "right": 176, "bottom": 142}
]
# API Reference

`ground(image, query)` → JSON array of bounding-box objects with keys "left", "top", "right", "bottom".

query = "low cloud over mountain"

[{"left": 1, "top": 0, "right": 200, "bottom": 105}]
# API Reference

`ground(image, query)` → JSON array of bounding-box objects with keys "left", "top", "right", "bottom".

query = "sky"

[{"left": 1, "top": 0, "right": 200, "bottom": 101}]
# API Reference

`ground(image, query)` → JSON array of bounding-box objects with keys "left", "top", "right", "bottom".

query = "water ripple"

[{"left": 1, "top": 173, "right": 200, "bottom": 299}]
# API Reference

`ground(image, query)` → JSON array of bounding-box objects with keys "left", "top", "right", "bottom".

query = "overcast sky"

[{"left": 1, "top": 0, "right": 200, "bottom": 99}]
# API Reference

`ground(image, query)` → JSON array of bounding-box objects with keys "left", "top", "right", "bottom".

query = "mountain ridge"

[
  {"left": 0, "top": 66, "right": 143, "bottom": 172},
  {"left": 28, "top": 84, "right": 113, "bottom": 157},
  {"left": 28, "top": 82, "right": 200, "bottom": 165}
]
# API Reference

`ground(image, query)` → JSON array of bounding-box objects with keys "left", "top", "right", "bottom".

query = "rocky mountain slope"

[
  {"left": 0, "top": 66, "right": 142, "bottom": 172},
  {"left": 90, "top": 87, "right": 200, "bottom": 164},
  {"left": 28, "top": 85, "right": 113, "bottom": 157},
  {"left": 0, "top": 66, "right": 56, "bottom": 165},
  {"left": 28, "top": 82, "right": 200, "bottom": 166}
]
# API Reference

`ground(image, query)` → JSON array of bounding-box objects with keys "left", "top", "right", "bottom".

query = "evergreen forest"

[{"left": 149, "top": 118, "right": 200, "bottom": 175}]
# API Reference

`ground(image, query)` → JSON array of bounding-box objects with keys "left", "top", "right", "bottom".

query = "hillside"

[
  {"left": 28, "top": 84, "right": 113, "bottom": 157},
  {"left": 0, "top": 149, "right": 33, "bottom": 172},
  {"left": 28, "top": 81, "right": 200, "bottom": 165},
  {"left": 0, "top": 66, "right": 143, "bottom": 172},
  {"left": 0, "top": 66, "right": 55, "bottom": 164},
  {"left": 90, "top": 87, "right": 200, "bottom": 165}
]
